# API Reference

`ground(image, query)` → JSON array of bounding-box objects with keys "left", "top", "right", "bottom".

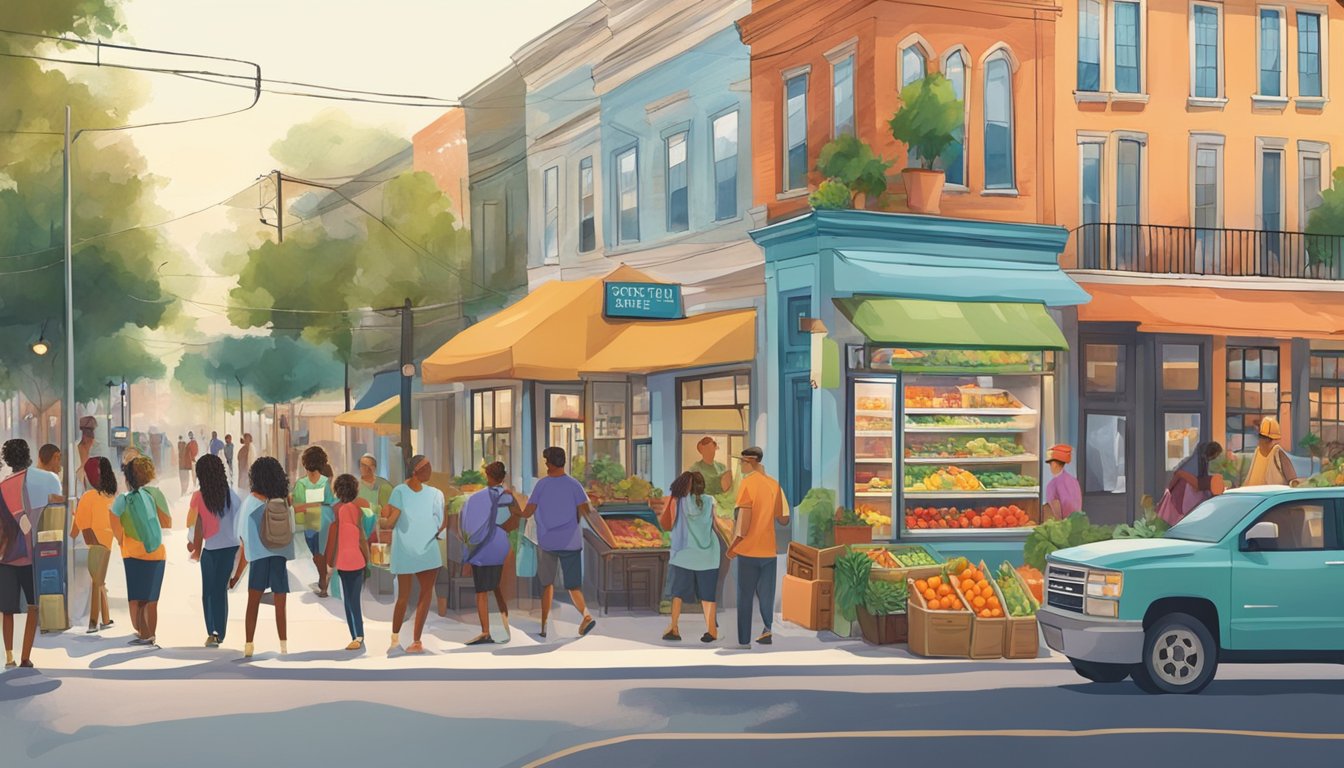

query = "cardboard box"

[
  {"left": 786, "top": 541, "right": 841, "bottom": 582},
  {"left": 907, "top": 577, "right": 972, "bottom": 657},
  {"left": 782, "top": 573, "right": 834, "bottom": 630}
]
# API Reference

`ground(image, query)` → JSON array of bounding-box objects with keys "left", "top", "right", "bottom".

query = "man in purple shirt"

[
  {"left": 516, "top": 446, "right": 597, "bottom": 640},
  {"left": 1045, "top": 444, "right": 1083, "bottom": 520},
  {"left": 460, "top": 461, "right": 522, "bottom": 645}
]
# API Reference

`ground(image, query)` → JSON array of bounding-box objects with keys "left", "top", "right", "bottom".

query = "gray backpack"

[{"left": 260, "top": 498, "right": 294, "bottom": 551}]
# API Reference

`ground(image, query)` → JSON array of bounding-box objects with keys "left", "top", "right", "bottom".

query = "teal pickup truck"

[{"left": 1038, "top": 487, "right": 1344, "bottom": 694}]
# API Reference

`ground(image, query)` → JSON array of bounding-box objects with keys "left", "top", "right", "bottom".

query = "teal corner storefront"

[{"left": 749, "top": 210, "right": 1091, "bottom": 566}]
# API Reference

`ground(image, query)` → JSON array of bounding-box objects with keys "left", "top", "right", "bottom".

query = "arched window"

[
  {"left": 901, "top": 45, "right": 927, "bottom": 88},
  {"left": 983, "top": 50, "right": 1015, "bottom": 190},
  {"left": 940, "top": 49, "right": 967, "bottom": 186}
]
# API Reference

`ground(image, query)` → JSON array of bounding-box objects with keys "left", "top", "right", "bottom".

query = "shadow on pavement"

[{"left": 0, "top": 669, "right": 60, "bottom": 702}]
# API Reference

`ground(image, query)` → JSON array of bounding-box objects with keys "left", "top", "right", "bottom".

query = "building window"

[
  {"left": 616, "top": 146, "right": 639, "bottom": 244},
  {"left": 679, "top": 372, "right": 751, "bottom": 483},
  {"left": 1078, "top": 0, "right": 1103, "bottom": 92},
  {"left": 1300, "top": 143, "right": 1328, "bottom": 229},
  {"left": 1309, "top": 352, "right": 1344, "bottom": 444},
  {"left": 784, "top": 73, "right": 809, "bottom": 192},
  {"left": 666, "top": 131, "right": 689, "bottom": 233},
  {"left": 1298, "top": 12, "right": 1323, "bottom": 98},
  {"left": 1113, "top": 1, "right": 1142, "bottom": 93},
  {"left": 1079, "top": 140, "right": 1104, "bottom": 266},
  {"left": 578, "top": 157, "right": 595, "bottom": 253},
  {"left": 1191, "top": 3, "right": 1222, "bottom": 99},
  {"left": 832, "top": 55, "right": 855, "bottom": 137},
  {"left": 1192, "top": 135, "right": 1224, "bottom": 265},
  {"left": 471, "top": 388, "right": 513, "bottom": 469},
  {"left": 983, "top": 51, "right": 1015, "bottom": 190},
  {"left": 901, "top": 45, "right": 926, "bottom": 88},
  {"left": 590, "top": 381, "right": 630, "bottom": 476},
  {"left": 940, "top": 50, "right": 967, "bottom": 187},
  {"left": 1116, "top": 137, "right": 1142, "bottom": 268},
  {"left": 712, "top": 111, "right": 739, "bottom": 221},
  {"left": 481, "top": 200, "right": 503, "bottom": 279},
  {"left": 1260, "top": 146, "right": 1284, "bottom": 232},
  {"left": 1226, "top": 346, "right": 1279, "bottom": 453},
  {"left": 1258, "top": 8, "right": 1285, "bottom": 97},
  {"left": 542, "top": 166, "right": 559, "bottom": 265},
  {"left": 545, "top": 391, "right": 585, "bottom": 477},
  {"left": 632, "top": 380, "right": 651, "bottom": 481},
  {"left": 1085, "top": 344, "right": 1126, "bottom": 393}
]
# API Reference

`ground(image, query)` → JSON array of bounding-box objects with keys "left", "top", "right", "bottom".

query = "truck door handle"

[{"left": 1326, "top": 561, "right": 1344, "bottom": 566}]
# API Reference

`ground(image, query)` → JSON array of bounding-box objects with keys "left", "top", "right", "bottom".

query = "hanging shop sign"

[{"left": 604, "top": 282, "right": 683, "bottom": 320}]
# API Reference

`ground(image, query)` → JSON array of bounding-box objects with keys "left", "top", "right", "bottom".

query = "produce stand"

[
  {"left": 907, "top": 575, "right": 973, "bottom": 657},
  {"left": 581, "top": 504, "right": 669, "bottom": 614}
]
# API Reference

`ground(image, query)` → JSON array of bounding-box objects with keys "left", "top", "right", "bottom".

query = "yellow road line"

[{"left": 522, "top": 727, "right": 1344, "bottom": 767}]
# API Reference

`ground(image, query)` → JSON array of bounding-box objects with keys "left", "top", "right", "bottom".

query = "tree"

[
  {"left": 1307, "top": 166, "right": 1344, "bottom": 267},
  {"left": 0, "top": 3, "right": 180, "bottom": 404},
  {"left": 173, "top": 336, "right": 342, "bottom": 408},
  {"left": 888, "top": 73, "right": 964, "bottom": 171}
]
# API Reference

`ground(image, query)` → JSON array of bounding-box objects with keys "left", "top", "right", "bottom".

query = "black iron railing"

[{"left": 1071, "top": 222, "right": 1344, "bottom": 280}]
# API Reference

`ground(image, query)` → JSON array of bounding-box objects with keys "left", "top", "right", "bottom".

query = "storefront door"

[
  {"left": 780, "top": 290, "right": 813, "bottom": 505},
  {"left": 1079, "top": 331, "right": 1137, "bottom": 526},
  {"left": 1153, "top": 336, "right": 1212, "bottom": 494}
]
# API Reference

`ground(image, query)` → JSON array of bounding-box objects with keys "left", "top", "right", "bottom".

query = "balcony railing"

[{"left": 1071, "top": 222, "right": 1344, "bottom": 280}]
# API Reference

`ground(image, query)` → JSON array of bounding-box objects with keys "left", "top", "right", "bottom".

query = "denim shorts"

[{"left": 248, "top": 555, "right": 290, "bottom": 594}]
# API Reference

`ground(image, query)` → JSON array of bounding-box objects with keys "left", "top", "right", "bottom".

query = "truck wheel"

[
  {"left": 1070, "top": 659, "right": 1131, "bottom": 683},
  {"left": 1131, "top": 612, "right": 1218, "bottom": 695}
]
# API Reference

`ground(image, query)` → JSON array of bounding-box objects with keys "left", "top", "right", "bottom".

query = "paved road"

[{"left": 4, "top": 658, "right": 1343, "bottom": 767}]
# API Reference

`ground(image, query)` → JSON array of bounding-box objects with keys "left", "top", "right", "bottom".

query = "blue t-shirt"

[
  {"left": 387, "top": 483, "right": 444, "bottom": 575},
  {"left": 238, "top": 495, "right": 295, "bottom": 562},
  {"left": 202, "top": 489, "right": 243, "bottom": 551},
  {"left": 530, "top": 474, "right": 588, "bottom": 552},
  {"left": 461, "top": 486, "right": 514, "bottom": 567}
]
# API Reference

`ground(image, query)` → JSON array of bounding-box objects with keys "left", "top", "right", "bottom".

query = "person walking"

[
  {"left": 660, "top": 470, "right": 721, "bottom": 643},
  {"left": 1241, "top": 416, "right": 1299, "bottom": 487},
  {"left": 234, "top": 456, "right": 296, "bottom": 659},
  {"left": 325, "top": 474, "right": 369, "bottom": 651},
  {"left": 517, "top": 446, "right": 597, "bottom": 640},
  {"left": 357, "top": 454, "right": 394, "bottom": 539},
  {"left": 35, "top": 444, "right": 63, "bottom": 489},
  {"left": 457, "top": 461, "right": 522, "bottom": 646},
  {"left": 223, "top": 434, "right": 235, "bottom": 480},
  {"left": 71, "top": 457, "right": 117, "bottom": 633},
  {"left": 292, "top": 446, "right": 335, "bottom": 597},
  {"left": 0, "top": 440, "right": 60, "bottom": 668},
  {"left": 177, "top": 435, "right": 190, "bottom": 496},
  {"left": 209, "top": 431, "right": 224, "bottom": 459},
  {"left": 725, "top": 447, "right": 788, "bottom": 650},
  {"left": 382, "top": 455, "right": 445, "bottom": 654},
  {"left": 188, "top": 455, "right": 242, "bottom": 648},
  {"left": 75, "top": 416, "right": 109, "bottom": 495},
  {"left": 110, "top": 457, "right": 172, "bottom": 648},
  {"left": 236, "top": 434, "right": 253, "bottom": 490},
  {"left": 185, "top": 432, "right": 200, "bottom": 489}
]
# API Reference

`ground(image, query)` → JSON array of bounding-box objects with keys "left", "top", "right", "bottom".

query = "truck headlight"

[
  {"left": 1086, "top": 570, "right": 1123, "bottom": 599},
  {"left": 1084, "top": 598, "right": 1119, "bottom": 618}
]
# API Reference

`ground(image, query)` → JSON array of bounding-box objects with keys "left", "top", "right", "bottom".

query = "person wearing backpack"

[
  {"left": 110, "top": 457, "right": 172, "bottom": 647},
  {"left": 232, "top": 456, "right": 296, "bottom": 659},
  {"left": 324, "top": 474, "right": 370, "bottom": 650},
  {"left": 456, "top": 462, "right": 523, "bottom": 646},
  {"left": 187, "top": 455, "right": 242, "bottom": 648}
]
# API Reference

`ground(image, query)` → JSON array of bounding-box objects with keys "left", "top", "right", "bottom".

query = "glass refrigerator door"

[{"left": 852, "top": 378, "right": 897, "bottom": 538}]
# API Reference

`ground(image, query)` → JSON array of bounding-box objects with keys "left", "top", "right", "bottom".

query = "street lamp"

[{"left": 30, "top": 337, "right": 50, "bottom": 356}]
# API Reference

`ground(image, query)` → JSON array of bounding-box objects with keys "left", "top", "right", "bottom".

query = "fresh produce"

[
  {"left": 902, "top": 350, "right": 1040, "bottom": 369},
  {"left": 453, "top": 469, "right": 486, "bottom": 487},
  {"left": 995, "top": 562, "right": 1036, "bottom": 617},
  {"left": 1113, "top": 514, "right": 1170, "bottom": 539},
  {"left": 975, "top": 471, "right": 1037, "bottom": 488},
  {"left": 1023, "top": 512, "right": 1114, "bottom": 571},
  {"left": 864, "top": 579, "right": 908, "bottom": 616},
  {"left": 906, "top": 436, "right": 1025, "bottom": 459},
  {"left": 855, "top": 504, "right": 892, "bottom": 528},
  {"left": 906, "top": 414, "right": 1020, "bottom": 429},
  {"left": 963, "top": 389, "right": 1022, "bottom": 409},
  {"left": 447, "top": 494, "right": 467, "bottom": 516},
  {"left": 1016, "top": 565, "right": 1044, "bottom": 603},
  {"left": 799, "top": 488, "right": 838, "bottom": 547},
  {"left": 856, "top": 396, "right": 891, "bottom": 411},
  {"left": 836, "top": 506, "right": 867, "bottom": 527},
  {"left": 588, "top": 455, "right": 627, "bottom": 485},
  {"left": 905, "top": 466, "right": 983, "bottom": 491},
  {"left": 855, "top": 415, "right": 894, "bottom": 431},
  {"left": 906, "top": 504, "right": 1034, "bottom": 530},
  {"left": 904, "top": 387, "right": 962, "bottom": 409},
  {"left": 893, "top": 547, "right": 938, "bottom": 567},
  {"left": 859, "top": 547, "right": 901, "bottom": 569},
  {"left": 952, "top": 563, "right": 1004, "bottom": 619},
  {"left": 606, "top": 518, "right": 666, "bottom": 549},
  {"left": 866, "top": 477, "right": 892, "bottom": 491},
  {"left": 611, "top": 476, "right": 655, "bottom": 502},
  {"left": 912, "top": 573, "right": 966, "bottom": 612},
  {"left": 835, "top": 549, "right": 875, "bottom": 622}
]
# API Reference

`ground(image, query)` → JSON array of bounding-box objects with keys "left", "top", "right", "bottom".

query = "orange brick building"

[{"left": 412, "top": 107, "right": 469, "bottom": 224}]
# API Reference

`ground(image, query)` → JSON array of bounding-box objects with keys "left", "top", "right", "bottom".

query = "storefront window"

[
  {"left": 1226, "top": 345, "right": 1279, "bottom": 452},
  {"left": 546, "top": 391, "right": 584, "bottom": 476},
  {"left": 1084, "top": 413, "right": 1127, "bottom": 493},
  {"left": 679, "top": 373, "right": 750, "bottom": 490},
  {"left": 1085, "top": 344, "right": 1124, "bottom": 393},
  {"left": 1309, "top": 352, "right": 1344, "bottom": 445},
  {"left": 1162, "top": 344, "right": 1201, "bottom": 391},
  {"left": 1164, "top": 413, "right": 1201, "bottom": 471},
  {"left": 591, "top": 382, "right": 629, "bottom": 476},
  {"left": 471, "top": 388, "right": 513, "bottom": 469},
  {"left": 632, "top": 380, "right": 651, "bottom": 480}
]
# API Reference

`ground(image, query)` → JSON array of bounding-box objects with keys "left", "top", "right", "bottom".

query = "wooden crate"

[
  {"left": 953, "top": 570, "right": 1004, "bottom": 660},
  {"left": 786, "top": 542, "right": 842, "bottom": 582},
  {"left": 998, "top": 562, "right": 1042, "bottom": 659},
  {"left": 906, "top": 577, "right": 972, "bottom": 657},
  {"left": 782, "top": 574, "right": 834, "bottom": 630}
]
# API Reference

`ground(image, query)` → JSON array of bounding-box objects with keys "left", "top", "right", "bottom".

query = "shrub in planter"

[
  {"left": 809, "top": 135, "right": 892, "bottom": 210},
  {"left": 887, "top": 73, "right": 963, "bottom": 214},
  {"left": 857, "top": 578, "right": 909, "bottom": 645},
  {"left": 798, "top": 488, "right": 838, "bottom": 547},
  {"left": 834, "top": 506, "right": 873, "bottom": 546}
]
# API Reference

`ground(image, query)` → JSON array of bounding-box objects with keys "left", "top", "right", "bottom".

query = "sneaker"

[
  {"left": 701, "top": 633, "right": 717, "bottom": 644},
  {"left": 756, "top": 631, "right": 773, "bottom": 646},
  {"left": 128, "top": 637, "right": 149, "bottom": 646},
  {"left": 466, "top": 634, "right": 494, "bottom": 646},
  {"left": 345, "top": 639, "right": 363, "bottom": 651},
  {"left": 734, "top": 643, "right": 752, "bottom": 650},
  {"left": 3, "top": 661, "right": 15, "bottom": 669},
  {"left": 206, "top": 635, "right": 220, "bottom": 648},
  {"left": 99, "top": 621, "right": 115, "bottom": 630}
]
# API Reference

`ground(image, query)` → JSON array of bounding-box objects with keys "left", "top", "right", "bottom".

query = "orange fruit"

[
  {"left": 991, "top": 608, "right": 1003, "bottom": 618},
  {"left": 914, "top": 579, "right": 929, "bottom": 593},
  {"left": 987, "top": 596, "right": 1001, "bottom": 609},
  {"left": 937, "top": 584, "right": 952, "bottom": 597},
  {"left": 959, "top": 568, "right": 973, "bottom": 581},
  {"left": 980, "top": 583, "right": 994, "bottom": 597},
  {"left": 928, "top": 576, "right": 942, "bottom": 589},
  {"left": 973, "top": 596, "right": 987, "bottom": 609},
  {"left": 923, "top": 588, "right": 938, "bottom": 603},
  {"left": 980, "top": 609, "right": 992, "bottom": 618}
]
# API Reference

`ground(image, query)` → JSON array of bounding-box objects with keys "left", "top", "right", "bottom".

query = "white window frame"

[
  {"left": 1295, "top": 7, "right": 1330, "bottom": 106},
  {"left": 1108, "top": 0, "right": 1149, "bottom": 100},
  {"left": 1255, "top": 136, "right": 1289, "bottom": 231},
  {"left": 1298, "top": 139, "right": 1331, "bottom": 229},
  {"left": 542, "top": 165, "right": 560, "bottom": 266},
  {"left": 980, "top": 45, "right": 1018, "bottom": 195},
  {"left": 825, "top": 38, "right": 858, "bottom": 138},
  {"left": 615, "top": 145, "right": 640, "bottom": 245},
  {"left": 664, "top": 130, "right": 690, "bottom": 233},
  {"left": 1189, "top": 132, "right": 1226, "bottom": 229},
  {"left": 1077, "top": 133, "right": 1109, "bottom": 267},
  {"left": 1114, "top": 130, "right": 1149, "bottom": 224},
  {"left": 897, "top": 34, "right": 934, "bottom": 89},
  {"left": 710, "top": 108, "right": 740, "bottom": 221},
  {"left": 1254, "top": 5, "right": 1289, "bottom": 108},
  {"left": 1188, "top": 1, "right": 1227, "bottom": 107},
  {"left": 1076, "top": 0, "right": 1106, "bottom": 98},
  {"left": 941, "top": 46, "right": 971, "bottom": 192},
  {"left": 578, "top": 155, "right": 596, "bottom": 254},
  {"left": 781, "top": 64, "right": 811, "bottom": 196}
]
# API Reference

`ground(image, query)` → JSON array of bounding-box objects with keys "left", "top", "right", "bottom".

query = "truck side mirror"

[{"left": 1244, "top": 521, "right": 1279, "bottom": 550}]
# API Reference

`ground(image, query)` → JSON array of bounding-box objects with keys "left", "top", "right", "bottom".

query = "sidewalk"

[{"left": 20, "top": 492, "right": 1058, "bottom": 676}]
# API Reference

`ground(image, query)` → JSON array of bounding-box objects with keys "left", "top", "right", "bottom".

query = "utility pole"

[
  {"left": 399, "top": 298, "right": 413, "bottom": 475},
  {"left": 236, "top": 375, "right": 244, "bottom": 441},
  {"left": 62, "top": 106, "right": 75, "bottom": 510},
  {"left": 275, "top": 170, "right": 284, "bottom": 243}
]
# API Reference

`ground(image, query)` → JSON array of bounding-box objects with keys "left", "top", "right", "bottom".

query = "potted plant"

[
  {"left": 798, "top": 488, "right": 838, "bottom": 547},
  {"left": 887, "top": 72, "right": 963, "bottom": 214},
  {"left": 833, "top": 548, "right": 873, "bottom": 638},
  {"left": 453, "top": 468, "right": 487, "bottom": 493},
  {"left": 856, "top": 578, "right": 908, "bottom": 645},
  {"left": 834, "top": 506, "right": 873, "bottom": 546},
  {"left": 808, "top": 135, "right": 892, "bottom": 210}
]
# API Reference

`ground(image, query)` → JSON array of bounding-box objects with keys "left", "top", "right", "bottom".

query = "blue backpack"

[{"left": 122, "top": 490, "right": 163, "bottom": 553}]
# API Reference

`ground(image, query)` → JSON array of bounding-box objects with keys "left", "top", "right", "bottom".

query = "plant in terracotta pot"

[
  {"left": 857, "top": 578, "right": 909, "bottom": 645},
  {"left": 887, "top": 72, "right": 963, "bottom": 215},
  {"left": 834, "top": 505, "right": 873, "bottom": 546},
  {"left": 809, "top": 134, "right": 892, "bottom": 210}
]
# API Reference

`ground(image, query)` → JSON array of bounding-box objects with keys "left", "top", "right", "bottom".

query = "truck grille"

[{"left": 1046, "top": 563, "right": 1086, "bottom": 613}]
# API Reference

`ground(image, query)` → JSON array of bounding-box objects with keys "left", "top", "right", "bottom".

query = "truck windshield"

[{"left": 1164, "top": 494, "right": 1264, "bottom": 543}]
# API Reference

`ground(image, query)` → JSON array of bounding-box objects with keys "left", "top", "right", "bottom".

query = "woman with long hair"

[
  {"left": 659, "top": 471, "right": 721, "bottom": 643},
  {"left": 382, "top": 454, "right": 444, "bottom": 654},
  {"left": 72, "top": 457, "right": 117, "bottom": 633},
  {"left": 1157, "top": 442, "right": 1225, "bottom": 526},
  {"left": 292, "top": 446, "right": 335, "bottom": 597},
  {"left": 233, "top": 456, "right": 296, "bottom": 658},
  {"left": 325, "top": 474, "right": 370, "bottom": 650},
  {"left": 188, "top": 454, "right": 243, "bottom": 648},
  {"left": 110, "top": 457, "right": 172, "bottom": 647}
]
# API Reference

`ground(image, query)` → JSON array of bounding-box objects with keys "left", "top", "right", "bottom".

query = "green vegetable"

[
  {"left": 863, "top": 579, "right": 908, "bottom": 616},
  {"left": 589, "top": 455, "right": 626, "bottom": 486},
  {"left": 446, "top": 494, "right": 467, "bottom": 516},
  {"left": 1113, "top": 514, "right": 1170, "bottom": 539},
  {"left": 1023, "top": 512, "right": 1114, "bottom": 571},
  {"left": 834, "top": 549, "right": 874, "bottom": 623},
  {"left": 453, "top": 469, "right": 486, "bottom": 486},
  {"left": 893, "top": 547, "right": 937, "bottom": 567},
  {"left": 994, "top": 561, "right": 1036, "bottom": 617},
  {"left": 836, "top": 506, "right": 866, "bottom": 527}
]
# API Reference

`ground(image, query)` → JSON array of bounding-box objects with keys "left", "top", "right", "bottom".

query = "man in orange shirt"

[{"left": 726, "top": 447, "right": 788, "bottom": 649}]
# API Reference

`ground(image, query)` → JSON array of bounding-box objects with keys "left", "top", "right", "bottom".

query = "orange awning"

[
  {"left": 334, "top": 396, "right": 402, "bottom": 436},
  {"left": 1077, "top": 280, "right": 1344, "bottom": 339},
  {"left": 582, "top": 308, "right": 756, "bottom": 374}
]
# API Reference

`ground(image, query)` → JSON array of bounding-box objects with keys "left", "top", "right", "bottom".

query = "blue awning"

[
  {"left": 829, "top": 248, "right": 1091, "bottom": 307},
  {"left": 353, "top": 370, "right": 421, "bottom": 411}
]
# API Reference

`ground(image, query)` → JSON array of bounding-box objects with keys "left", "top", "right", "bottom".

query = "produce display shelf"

[
  {"left": 904, "top": 455, "right": 1038, "bottom": 465},
  {"left": 904, "top": 407, "right": 1037, "bottom": 416},
  {"left": 856, "top": 491, "right": 895, "bottom": 498},
  {"left": 855, "top": 430, "right": 895, "bottom": 437},
  {"left": 904, "top": 426, "right": 1032, "bottom": 434},
  {"left": 903, "top": 488, "right": 1041, "bottom": 498},
  {"left": 855, "top": 408, "right": 895, "bottom": 417},
  {"left": 854, "top": 457, "right": 894, "bottom": 464}
]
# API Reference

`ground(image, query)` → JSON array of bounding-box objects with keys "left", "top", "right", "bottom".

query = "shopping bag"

[{"left": 516, "top": 535, "right": 537, "bottom": 578}]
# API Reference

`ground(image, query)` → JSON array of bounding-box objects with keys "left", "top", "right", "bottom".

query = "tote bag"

[{"left": 515, "top": 517, "right": 538, "bottom": 578}]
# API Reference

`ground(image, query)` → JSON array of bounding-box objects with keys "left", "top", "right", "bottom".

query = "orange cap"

[{"left": 1047, "top": 444, "right": 1073, "bottom": 464}]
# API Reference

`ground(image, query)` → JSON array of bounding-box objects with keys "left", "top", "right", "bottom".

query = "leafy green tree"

[
  {"left": 888, "top": 73, "right": 964, "bottom": 171},
  {"left": 1307, "top": 166, "right": 1344, "bottom": 267},
  {"left": 173, "top": 335, "right": 342, "bottom": 408},
  {"left": 813, "top": 134, "right": 891, "bottom": 208}
]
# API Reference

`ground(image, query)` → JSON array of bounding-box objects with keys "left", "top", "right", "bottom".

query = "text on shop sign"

[{"left": 604, "top": 282, "right": 683, "bottom": 319}]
